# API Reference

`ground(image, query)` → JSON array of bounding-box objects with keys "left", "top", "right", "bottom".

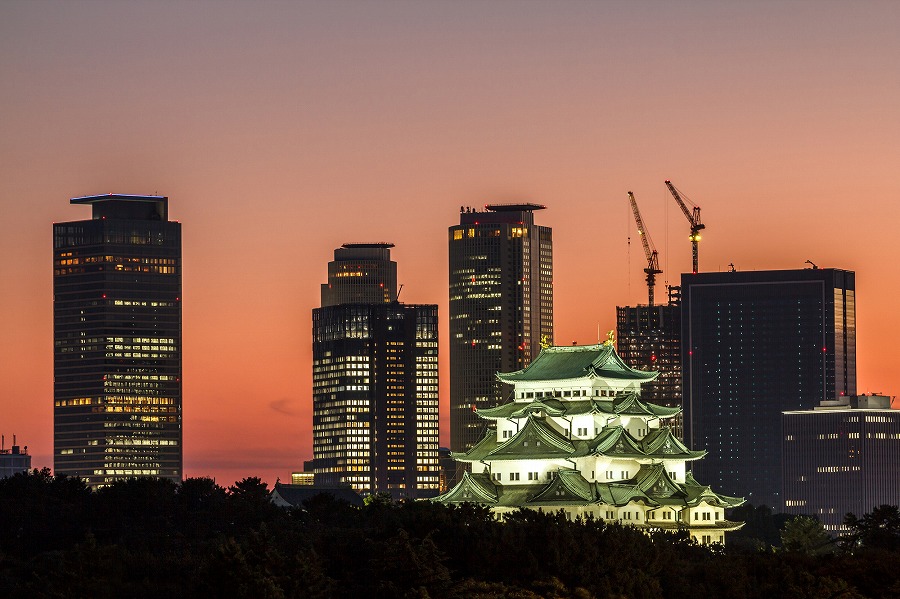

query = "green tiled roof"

[
  {"left": 528, "top": 470, "right": 595, "bottom": 504},
  {"left": 594, "top": 393, "right": 681, "bottom": 418},
  {"left": 477, "top": 393, "right": 680, "bottom": 421},
  {"left": 489, "top": 415, "right": 575, "bottom": 459},
  {"left": 595, "top": 483, "right": 656, "bottom": 507},
  {"left": 433, "top": 472, "right": 498, "bottom": 504},
  {"left": 456, "top": 421, "right": 700, "bottom": 463},
  {"left": 639, "top": 427, "right": 706, "bottom": 461},
  {"left": 682, "top": 472, "right": 745, "bottom": 508},
  {"left": 590, "top": 426, "right": 645, "bottom": 457},
  {"left": 632, "top": 464, "right": 685, "bottom": 498},
  {"left": 497, "top": 343, "right": 658, "bottom": 383},
  {"left": 435, "top": 467, "right": 744, "bottom": 514}
]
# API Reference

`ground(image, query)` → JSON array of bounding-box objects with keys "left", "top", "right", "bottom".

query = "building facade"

[
  {"left": 616, "top": 287, "right": 682, "bottom": 413},
  {"left": 682, "top": 268, "right": 856, "bottom": 509},
  {"left": 311, "top": 244, "right": 439, "bottom": 499},
  {"left": 0, "top": 438, "right": 31, "bottom": 479},
  {"left": 448, "top": 204, "right": 552, "bottom": 455},
  {"left": 53, "top": 194, "right": 182, "bottom": 487},
  {"left": 435, "top": 342, "right": 744, "bottom": 545},
  {"left": 783, "top": 395, "right": 900, "bottom": 533}
]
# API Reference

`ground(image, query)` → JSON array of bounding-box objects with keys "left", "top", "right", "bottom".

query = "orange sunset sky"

[{"left": 1, "top": 1, "right": 898, "bottom": 487}]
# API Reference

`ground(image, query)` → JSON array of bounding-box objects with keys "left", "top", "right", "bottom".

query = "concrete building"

[
  {"left": 53, "top": 194, "right": 182, "bottom": 487},
  {"left": 0, "top": 437, "right": 31, "bottom": 479},
  {"left": 681, "top": 268, "right": 855, "bottom": 509},
  {"left": 783, "top": 394, "right": 900, "bottom": 532}
]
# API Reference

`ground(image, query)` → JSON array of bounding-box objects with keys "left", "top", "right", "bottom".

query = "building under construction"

[{"left": 616, "top": 286, "right": 682, "bottom": 416}]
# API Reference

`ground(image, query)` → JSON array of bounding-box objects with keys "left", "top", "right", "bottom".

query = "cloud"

[{"left": 269, "top": 398, "right": 300, "bottom": 417}]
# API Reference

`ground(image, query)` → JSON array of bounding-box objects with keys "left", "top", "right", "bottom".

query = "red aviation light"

[
  {"left": 651, "top": 354, "right": 657, "bottom": 361},
  {"left": 101, "top": 294, "right": 107, "bottom": 299},
  {"left": 822, "top": 347, "right": 827, "bottom": 352}
]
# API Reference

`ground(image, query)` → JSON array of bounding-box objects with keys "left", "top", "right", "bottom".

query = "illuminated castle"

[{"left": 434, "top": 340, "right": 744, "bottom": 545}]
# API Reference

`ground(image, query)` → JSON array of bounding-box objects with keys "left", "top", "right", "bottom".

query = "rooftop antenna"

[
  {"left": 397, "top": 283, "right": 404, "bottom": 301},
  {"left": 805, "top": 260, "right": 818, "bottom": 269},
  {"left": 728, "top": 263, "right": 736, "bottom": 272}
]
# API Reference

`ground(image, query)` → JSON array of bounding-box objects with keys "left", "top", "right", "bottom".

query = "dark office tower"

[
  {"left": 616, "top": 286, "right": 682, "bottom": 410},
  {"left": 682, "top": 268, "right": 856, "bottom": 509},
  {"left": 312, "top": 244, "right": 439, "bottom": 499},
  {"left": 448, "top": 204, "right": 552, "bottom": 454},
  {"left": 53, "top": 195, "right": 182, "bottom": 488},
  {"left": 783, "top": 395, "right": 900, "bottom": 533}
]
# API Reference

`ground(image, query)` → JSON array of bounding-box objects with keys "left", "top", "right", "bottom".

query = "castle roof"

[
  {"left": 454, "top": 422, "right": 704, "bottom": 463},
  {"left": 434, "top": 462, "right": 744, "bottom": 512},
  {"left": 496, "top": 343, "right": 658, "bottom": 383},
  {"left": 476, "top": 393, "right": 680, "bottom": 420}
]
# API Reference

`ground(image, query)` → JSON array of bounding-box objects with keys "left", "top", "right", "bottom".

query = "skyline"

[{"left": 2, "top": 2, "right": 899, "bottom": 486}]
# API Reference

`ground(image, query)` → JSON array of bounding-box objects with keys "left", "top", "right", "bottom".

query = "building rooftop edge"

[
  {"left": 340, "top": 242, "right": 395, "bottom": 249},
  {"left": 485, "top": 203, "right": 546, "bottom": 212},
  {"left": 71, "top": 194, "right": 167, "bottom": 204}
]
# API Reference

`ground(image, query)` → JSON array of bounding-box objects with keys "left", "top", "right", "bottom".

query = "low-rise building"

[
  {"left": 0, "top": 438, "right": 31, "bottom": 479},
  {"left": 783, "top": 394, "right": 900, "bottom": 533}
]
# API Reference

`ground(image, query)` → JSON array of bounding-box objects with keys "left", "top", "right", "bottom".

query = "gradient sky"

[{"left": 1, "top": 1, "right": 898, "bottom": 487}]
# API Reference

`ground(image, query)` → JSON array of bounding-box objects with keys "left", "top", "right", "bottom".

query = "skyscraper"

[
  {"left": 448, "top": 204, "right": 552, "bottom": 454},
  {"left": 312, "top": 243, "right": 439, "bottom": 499},
  {"left": 53, "top": 194, "right": 182, "bottom": 487},
  {"left": 681, "top": 268, "right": 856, "bottom": 508}
]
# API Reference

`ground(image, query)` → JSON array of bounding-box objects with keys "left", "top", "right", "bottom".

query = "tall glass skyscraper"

[
  {"left": 312, "top": 244, "right": 439, "bottom": 498},
  {"left": 448, "top": 204, "right": 553, "bottom": 454},
  {"left": 681, "top": 268, "right": 856, "bottom": 509},
  {"left": 53, "top": 194, "right": 182, "bottom": 487}
]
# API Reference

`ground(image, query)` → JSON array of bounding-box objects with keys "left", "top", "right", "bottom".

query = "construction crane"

[
  {"left": 665, "top": 180, "right": 705, "bottom": 274},
  {"left": 627, "top": 191, "right": 662, "bottom": 307}
]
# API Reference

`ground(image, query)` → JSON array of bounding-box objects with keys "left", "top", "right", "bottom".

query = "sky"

[{"left": 1, "top": 1, "right": 899, "bottom": 487}]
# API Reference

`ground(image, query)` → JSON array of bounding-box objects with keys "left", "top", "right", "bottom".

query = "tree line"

[{"left": 0, "top": 469, "right": 898, "bottom": 598}]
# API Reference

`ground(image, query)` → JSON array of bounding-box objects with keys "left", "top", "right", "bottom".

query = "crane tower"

[
  {"left": 665, "top": 180, "right": 705, "bottom": 274},
  {"left": 627, "top": 192, "right": 662, "bottom": 307}
]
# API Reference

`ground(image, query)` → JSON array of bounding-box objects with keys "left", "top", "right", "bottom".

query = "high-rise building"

[
  {"left": 53, "top": 194, "right": 182, "bottom": 487},
  {"left": 311, "top": 243, "right": 439, "bottom": 499},
  {"left": 681, "top": 268, "right": 856, "bottom": 509},
  {"left": 616, "top": 286, "right": 682, "bottom": 412},
  {"left": 448, "top": 204, "right": 552, "bottom": 455},
  {"left": 783, "top": 395, "right": 900, "bottom": 533}
]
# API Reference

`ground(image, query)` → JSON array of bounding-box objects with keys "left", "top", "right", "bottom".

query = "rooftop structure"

[{"left": 435, "top": 342, "right": 744, "bottom": 545}]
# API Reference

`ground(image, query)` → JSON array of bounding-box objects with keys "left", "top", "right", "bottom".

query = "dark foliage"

[{"left": 0, "top": 470, "right": 896, "bottom": 598}]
